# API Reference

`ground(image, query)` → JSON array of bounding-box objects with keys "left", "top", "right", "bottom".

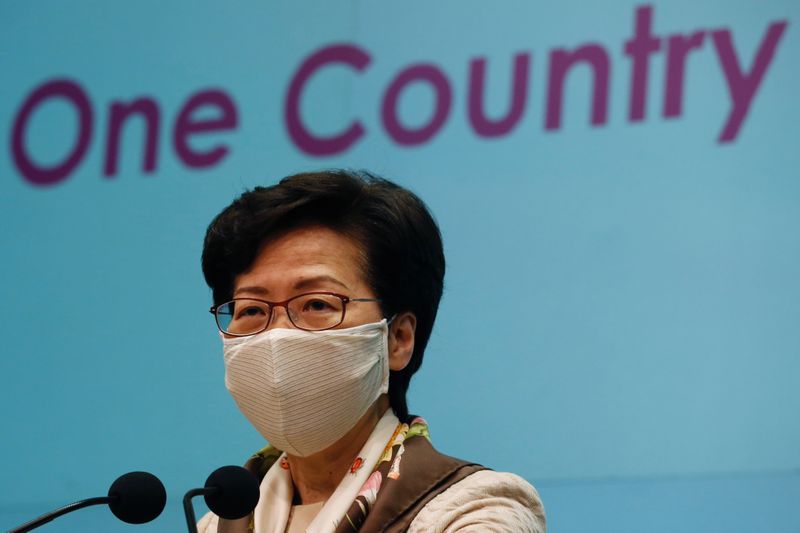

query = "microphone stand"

[
  {"left": 183, "top": 487, "right": 216, "bottom": 533},
  {"left": 8, "top": 497, "right": 111, "bottom": 533}
]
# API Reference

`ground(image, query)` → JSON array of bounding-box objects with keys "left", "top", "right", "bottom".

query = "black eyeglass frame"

[{"left": 209, "top": 291, "right": 381, "bottom": 336}]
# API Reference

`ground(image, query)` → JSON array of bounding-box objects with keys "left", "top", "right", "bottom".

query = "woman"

[{"left": 198, "top": 170, "right": 546, "bottom": 532}]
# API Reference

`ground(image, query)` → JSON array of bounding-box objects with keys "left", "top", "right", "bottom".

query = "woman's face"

[{"left": 233, "top": 224, "right": 385, "bottom": 330}]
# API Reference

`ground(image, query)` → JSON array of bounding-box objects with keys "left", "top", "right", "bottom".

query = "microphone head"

[
  {"left": 204, "top": 465, "right": 260, "bottom": 519},
  {"left": 107, "top": 471, "right": 167, "bottom": 524}
]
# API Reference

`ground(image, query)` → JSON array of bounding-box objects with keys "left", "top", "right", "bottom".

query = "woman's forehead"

[{"left": 234, "top": 225, "right": 369, "bottom": 295}]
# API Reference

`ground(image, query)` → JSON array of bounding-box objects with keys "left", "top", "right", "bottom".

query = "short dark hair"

[{"left": 201, "top": 169, "right": 445, "bottom": 420}]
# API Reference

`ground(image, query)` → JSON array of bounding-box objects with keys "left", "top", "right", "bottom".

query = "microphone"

[
  {"left": 8, "top": 471, "right": 166, "bottom": 533},
  {"left": 108, "top": 471, "right": 168, "bottom": 524},
  {"left": 183, "top": 466, "right": 260, "bottom": 533}
]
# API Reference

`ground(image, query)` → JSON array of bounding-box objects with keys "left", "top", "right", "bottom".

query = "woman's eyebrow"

[
  {"left": 294, "top": 275, "right": 350, "bottom": 292},
  {"left": 233, "top": 276, "right": 351, "bottom": 297},
  {"left": 234, "top": 286, "right": 269, "bottom": 296}
]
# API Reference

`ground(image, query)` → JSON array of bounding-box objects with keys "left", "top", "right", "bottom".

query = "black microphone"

[
  {"left": 183, "top": 466, "right": 260, "bottom": 533},
  {"left": 8, "top": 471, "right": 166, "bottom": 533}
]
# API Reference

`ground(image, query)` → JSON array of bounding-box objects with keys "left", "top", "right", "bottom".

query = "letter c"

[
  {"left": 284, "top": 44, "right": 370, "bottom": 156},
  {"left": 11, "top": 79, "right": 93, "bottom": 187}
]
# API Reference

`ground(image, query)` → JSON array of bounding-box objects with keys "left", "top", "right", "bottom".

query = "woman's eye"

[
  {"left": 304, "top": 299, "right": 333, "bottom": 312},
  {"left": 236, "top": 306, "right": 266, "bottom": 319}
]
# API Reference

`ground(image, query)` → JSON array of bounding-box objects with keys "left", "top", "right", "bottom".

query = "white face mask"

[{"left": 222, "top": 320, "right": 390, "bottom": 457}]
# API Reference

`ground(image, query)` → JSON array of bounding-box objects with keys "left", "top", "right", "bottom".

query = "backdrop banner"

[{"left": 1, "top": 2, "right": 798, "bottom": 532}]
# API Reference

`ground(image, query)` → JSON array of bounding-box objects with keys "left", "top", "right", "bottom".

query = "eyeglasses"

[{"left": 209, "top": 291, "right": 381, "bottom": 336}]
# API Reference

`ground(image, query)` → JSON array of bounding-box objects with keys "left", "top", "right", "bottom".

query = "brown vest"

[
  {"left": 218, "top": 436, "right": 485, "bottom": 533},
  {"left": 357, "top": 436, "right": 485, "bottom": 532}
]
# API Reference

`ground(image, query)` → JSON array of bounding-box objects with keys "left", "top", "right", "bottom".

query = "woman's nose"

[{"left": 267, "top": 305, "right": 295, "bottom": 330}]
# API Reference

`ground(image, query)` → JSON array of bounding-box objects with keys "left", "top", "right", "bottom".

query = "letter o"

[
  {"left": 11, "top": 79, "right": 93, "bottom": 187},
  {"left": 381, "top": 64, "right": 452, "bottom": 146}
]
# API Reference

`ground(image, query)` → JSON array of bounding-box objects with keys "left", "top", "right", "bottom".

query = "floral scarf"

[
  {"left": 334, "top": 416, "right": 429, "bottom": 532},
  {"left": 225, "top": 412, "right": 432, "bottom": 533}
]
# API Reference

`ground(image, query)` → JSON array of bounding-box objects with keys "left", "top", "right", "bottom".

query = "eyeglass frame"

[{"left": 209, "top": 291, "right": 382, "bottom": 336}]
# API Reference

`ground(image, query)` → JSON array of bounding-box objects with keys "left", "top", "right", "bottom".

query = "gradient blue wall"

[{"left": 1, "top": 1, "right": 798, "bottom": 531}]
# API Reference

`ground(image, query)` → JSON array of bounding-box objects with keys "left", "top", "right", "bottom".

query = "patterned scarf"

[
  {"left": 334, "top": 417, "right": 429, "bottom": 532},
  {"left": 229, "top": 415, "right": 431, "bottom": 533}
]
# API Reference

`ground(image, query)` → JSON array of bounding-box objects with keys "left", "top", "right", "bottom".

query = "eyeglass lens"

[{"left": 216, "top": 293, "right": 346, "bottom": 334}]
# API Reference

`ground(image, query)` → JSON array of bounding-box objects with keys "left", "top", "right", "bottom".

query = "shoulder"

[
  {"left": 409, "top": 470, "right": 546, "bottom": 533},
  {"left": 197, "top": 510, "right": 218, "bottom": 533}
]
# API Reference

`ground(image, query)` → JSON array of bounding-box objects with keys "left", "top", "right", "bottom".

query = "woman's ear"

[{"left": 387, "top": 312, "right": 416, "bottom": 371}]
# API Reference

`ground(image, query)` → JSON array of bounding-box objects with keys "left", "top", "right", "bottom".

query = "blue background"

[{"left": 1, "top": 1, "right": 798, "bottom": 531}]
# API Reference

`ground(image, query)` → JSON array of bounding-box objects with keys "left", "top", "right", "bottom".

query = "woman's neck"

[{"left": 286, "top": 395, "right": 390, "bottom": 505}]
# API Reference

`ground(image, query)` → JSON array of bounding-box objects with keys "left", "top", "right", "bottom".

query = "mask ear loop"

[{"left": 381, "top": 314, "right": 397, "bottom": 395}]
